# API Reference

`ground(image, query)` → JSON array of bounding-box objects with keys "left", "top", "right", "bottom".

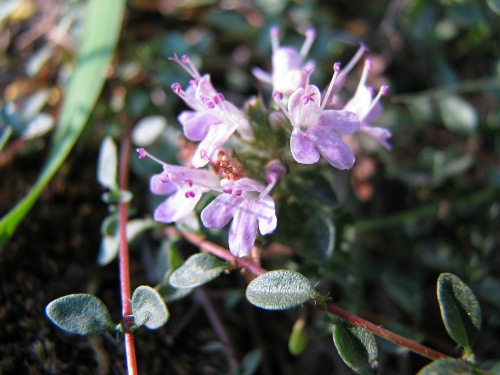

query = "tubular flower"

[
  {"left": 138, "top": 148, "right": 220, "bottom": 223},
  {"left": 274, "top": 64, "right": 360, "bottom": 170},
  {"left": 253, "top": 26, "right": 316, "bottom": 95},
  {"left": 201, "top": 176, "right": 278, "bottom": 258},
  {"left": 343, "top": 59, "right": 391, "bottom": 149},
  {"left": 170, "top": 54, "right": 252, "bottom": 168}
]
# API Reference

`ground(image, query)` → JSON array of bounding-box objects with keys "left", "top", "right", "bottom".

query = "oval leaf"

[
  {"left": 417, "top": 358, "right": 478, "bottom": 375},
  {"left": 288, "top": 317, "right": 308, "bottom": 356},
  {"left": 45, "top": 294, "right": 115, "bottom": 335},
  {"left": 437, "top": 273, "right": 482, "bottom": 350},
  {"left": 131, "top": 286, "right": 169, "bottom": 330},
  {"left": 132, "top": 115, "right": 167, "bottom": 146},
  {"left": 22, "top": 113, "right": 54, "bottom": 140},
  {"left": 97, "top": 136, "right": 118, "bottom": 190},
  {"left": 332, "top": 322, "right": 379, "bottom": 375},
  {"left": 439, "top": 96, "right": 477, "bottom": 134},
  {"left": 169, "top": 253, "right": 229, "bottom": 288},
  {"left": 245, "top": 270, "right": 318, "bottom": 310}
]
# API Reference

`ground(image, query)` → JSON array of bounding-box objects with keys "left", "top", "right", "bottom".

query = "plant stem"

[
  {"left": 177, "top": 230, "right": 449, "bottom": 362},
  {"left": 324, "top": 304, "right": 447, "bottom": 361},
  {"left": 118, "top": 134, "right": 138, "bottom": 375}
]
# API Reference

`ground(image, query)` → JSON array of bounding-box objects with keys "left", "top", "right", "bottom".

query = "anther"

[{"left": 136, "top": 148, "right": 147, "bottom": 159}]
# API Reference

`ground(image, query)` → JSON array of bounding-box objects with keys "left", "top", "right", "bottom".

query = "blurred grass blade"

[{"left": 0, "top": 0, "right": 126, "bottom": 248}]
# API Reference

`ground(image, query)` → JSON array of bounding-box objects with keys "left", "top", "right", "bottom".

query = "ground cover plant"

[{"left": 1, "top": 0, "right": 499, "bottom": 374}]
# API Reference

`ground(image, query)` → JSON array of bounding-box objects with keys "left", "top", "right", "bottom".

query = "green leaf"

[
  {"left": 245, "top": 270, "right": 318, "bottom": 310},
  {"left": 487, "top": 0, "right": 500, "bottom": 16},
  {"left": 169, "top": 253, "right": 229, "bottom": 288},
  {"left": 437, "top": 273, "right": 482, "bottom": 350},
  {"left": 131, "top": 286, "right": 169, "bottom": 330},
  {"left": 97, "top": 136, "right": 118, "bottom": 191},
  {"left": 241, "top": 348, "right": 263, "bottom": 375},
  {"left": 439, "top": 95, "right": 478, "bottom": 134},
  {"left": 276, "top": 202, "right": 335, "bottom": 264},
  {"left": 285, "top": 170, "right": 339, "bottom": 208},
  {"left": 45, "top": 294, "right": 115, "bottom": 335},
  {"left": 332, "top": 321, "right": 379, "bottom": 375},
  {"left": 0, "top": 0, "right": 126, "bottom": 248},
  {"left": 288, "top": 317, "right": 308, "bottom": 356},
  {"left": 417, "top": 358, "right": 479, "bottom": 375}
]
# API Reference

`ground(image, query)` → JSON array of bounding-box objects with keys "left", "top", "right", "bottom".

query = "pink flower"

[
  {"left": 274, "top": 64, "right": 360, "bottom": 170},
  {"left": 170, "top": 55, "right": 252, "bottom": 168},
  {"left": 343, "top": 59, "right": 391, "bottom": 149},
  {"left": 201, "top": 177, "right": 278, "bottom": 257},
  {"left": 253, "top": 26, "right": 316, "bottom": 95}
]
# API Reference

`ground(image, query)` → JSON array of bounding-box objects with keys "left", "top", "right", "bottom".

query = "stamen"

[
  {"left": 201, "top": 96, "right": 216, "bottom": 109},
  {"left": 171, "top": 83, "right": 182, "bottom": 94},
  {"left": 302, "top": 67, "right": 314, "bottom": 87},
  {"left": 136, "top": 148, "right": 167, "bottom": 166},
  {"left": 321, "top": 63, "right": 341, "bottom": 110},
  {"left": 184, "top": 190, "right": 196, "bottom": 198},
  {"left": 223, "top": 188, "right": 233, "bottom": 194},
  {"left": 213, "top": 93, "right": 225, "bottom": 105},
  {"left": 168, "top": 53, "right": 201, "bottom": 80},
  {"left": 300, "top": 28, "right": 316, "bottom": 58},
  {"left": 273, "top": 91, "right": 300, "bottom": 131},
  {"left": 339, "top": 43, "right": 368, "bottom": 79},
  {"left": 234, "top": 189, "right": 242, "bottom": 196},
  {"left": 362, "top": 85, "right": 389, "bottom": 120},
  {"left": 270, "top": 26, "right": 280, "bottom": 52}
]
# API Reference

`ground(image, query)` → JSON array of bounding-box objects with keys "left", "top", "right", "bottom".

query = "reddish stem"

[
  {"left": 118, "top": 134, "right": 138, "bottom": 375},
  {"left": 177, "top": 230, "right": 449, "bottom": 362}
]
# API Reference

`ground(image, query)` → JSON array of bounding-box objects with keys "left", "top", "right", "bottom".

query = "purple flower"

[
  {"left": 274, "top": 64, "right": 360, "bottom": 170},
  {"left": 201, "top": 178, "right": 278, "bottom": 258},
  {"left": 170, "top": 55, "right": 252, "bottom": 168},
  {"left": 343, "top": 59, "right": 391, "bottom": 149},
  {"left": 253, "top": 26, "right": 316, "bottom": 95},
  {"left": 143, "top": 152, "right": 220, "bottom": 222}
]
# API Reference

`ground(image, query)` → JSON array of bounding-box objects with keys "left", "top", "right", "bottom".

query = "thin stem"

[
  {"left": 175, "top": 229, "right": 450, "bottom": 362},
  {"left": 118, "top": 133, "right": 138, "bottom": 375},
  {"left": 323, "top": 304, "right": 447, "bottom": 361}
]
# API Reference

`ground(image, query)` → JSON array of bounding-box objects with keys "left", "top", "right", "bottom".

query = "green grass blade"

[{"left": 0, "top": 0, "right": 126, "bottom": 248}]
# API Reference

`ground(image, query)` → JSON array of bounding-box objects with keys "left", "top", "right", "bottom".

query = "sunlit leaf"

[
  {"left": 332, "top": 321, "right": 379, "bottom": 375},
  {"left": 437, "top": 273, "right": 482, "bottom": 350},
  {"left": 132, "top": 115, "right": 167, "bottom": 146},
  {"left": 22, "top": 113, "right": 54, "bottom": 140},
  {"left": 46, "top": 294, "right": 115, "bottom": 335},
  {"left": 487, "top": 0, "right": 500, "bottom": 15},
  {"left": 246, "top": 270, "right": 318, "bottom": 310},
  {"left": 288, "top": 317, "right": 308, "bottom": 356},
  {"left": 439, "top": 95, "right": 477, "bottom": 134},
  {"left": 131, "top": 286, "right": 169, "bottom": 330},
  {"left": 0, "top": 0, "right": 126, "bottom": 248},
  {"left": 169, "top": 253, "right": 229, "bottom": 288},
  {"left": 97, "top": 136, "right": 118, "bottom": 191}
]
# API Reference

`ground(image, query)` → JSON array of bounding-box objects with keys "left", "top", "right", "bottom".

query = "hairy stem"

[
  {"left": 118, "top": 134, "right": 138, "bottom": 375},
  {"left": 177, "top": 230, "right": 449, "bottom": 362}
]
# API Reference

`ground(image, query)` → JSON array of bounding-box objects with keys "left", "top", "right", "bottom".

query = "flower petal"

[
  {"left": 150, "top": 174, "right": 176, "bottom": 195},
  {"left": 178, "top": 110, "right": 219, "bottom": 141},
  {"left": 192, "top": 122, "right": 238, "bottom": 168},
  {"left": 228, "top": 202, "right": 259, "bottom": 257},
  {"left": 311, "top": 128, "right": 355, "bottom": 170},
  {"left": 201, "top": 194, "right": 242, "bottom": 228},
  {"left": 290, "top": 129, "right": 320, "bottom": 164},
  {"left": 153, "top": 190, "right": 201, "bottom": 223},
  {"left": 256, "top": 195, "right": 277, "bottom": 235},
  {"left": 360, "top": 124, "right": 392, "bottom": 149},
  {"left": 344, "top": 85, "right": 372, "bottom": 117},
  {"left": 318, "top": 110, "right": 360, "bottom": 135},
  {"left": 288, "top": 85, "right": 322, "bottom": 129}
]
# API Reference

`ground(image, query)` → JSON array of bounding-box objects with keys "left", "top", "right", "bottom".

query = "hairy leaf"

[
  {"left": 131, "top": 286, "right": 169, "bottom": 330},
  {"left": 46, "top": 294, "right": 115, "bottom": 335},
  {"left": 169, "top": 253, "right": 229, "bottom": 288}
]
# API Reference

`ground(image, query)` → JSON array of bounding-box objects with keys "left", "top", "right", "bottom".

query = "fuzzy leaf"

[
  {"left": 45, "top": 294, "right": 115, "bottom": 335},
  {"left": 132, "top": 115, "right": 167, "bottom": 146},
  {"left": 97, "top": 136, "right": 118, "bottom": 190},
  {"left": 169, "top": 253, "right": 229, "bottom": 288},
  {"left": 437, "top": 273, "right": 482, "bottom": 350},
  {"left": 417, "top": 358, "right": 479, "bottom": 375},
  {"left": 439, "top": 95, "right": 477, "bottom": 134},
  {"left": 246, "top": 270, "right": 318, "bottom": 310},
  {"left": 332, "top": 321, "right": 379, "bottom": 375},
  {"left": 131, "top": 286, "right": 169, "bottom": 330}
]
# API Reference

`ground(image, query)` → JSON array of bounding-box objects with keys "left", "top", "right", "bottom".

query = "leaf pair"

[{"left": 46, "top": 286, "right": 168, "bottom": 336}]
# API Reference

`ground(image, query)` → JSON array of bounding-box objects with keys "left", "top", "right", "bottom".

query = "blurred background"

[{"left": 1, "top": 0, "right": 499, "bottom": 374}]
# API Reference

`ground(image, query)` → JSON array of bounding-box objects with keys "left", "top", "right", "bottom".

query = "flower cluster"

[{"left": 138, "top": 27, "right": 391, "bottom": 258}]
